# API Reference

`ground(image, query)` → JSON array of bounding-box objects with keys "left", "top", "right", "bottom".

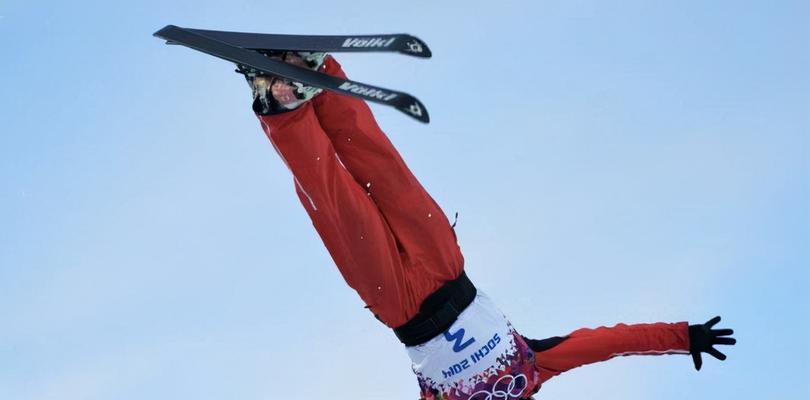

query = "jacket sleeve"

[{"left": 530, "top": 322, "right": 691, "bottom": 383}]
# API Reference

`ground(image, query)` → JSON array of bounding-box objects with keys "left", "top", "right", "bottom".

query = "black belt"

[{"left": 394, "top": 271, "right": 477, "bottom": 347}]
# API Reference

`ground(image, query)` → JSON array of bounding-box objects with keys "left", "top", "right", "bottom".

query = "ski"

[
  {"left": 154, "top": 25, "right": 429, "bottom": 123},
  {"left": 178, "top": 27, "right": 431, "bottom": 58}
]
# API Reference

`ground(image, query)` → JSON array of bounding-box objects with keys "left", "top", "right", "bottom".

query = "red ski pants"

[{"left": 257, "top": 58, "right": 464, "bottom": 328}]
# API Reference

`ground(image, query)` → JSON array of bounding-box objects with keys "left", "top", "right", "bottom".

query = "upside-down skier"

[{"left": 238, "top": 52, "right": 736, "bottom": 400}]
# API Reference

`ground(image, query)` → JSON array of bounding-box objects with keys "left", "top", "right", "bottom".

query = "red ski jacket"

[{"left": 526, "top": 322, "right": 690, "bottom": 384}]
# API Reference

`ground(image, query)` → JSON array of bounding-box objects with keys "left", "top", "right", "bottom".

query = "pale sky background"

[{"left": 1, "top": 0, "right": 808, "bottom": 399}]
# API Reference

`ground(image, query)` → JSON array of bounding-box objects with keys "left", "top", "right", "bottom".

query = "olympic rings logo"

[{"left": 467, "top": 373, "right": 528, "bottom": 400}]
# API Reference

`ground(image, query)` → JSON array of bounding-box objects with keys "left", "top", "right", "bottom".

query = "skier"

[{"left": 240, "top": 52, "right": 736, "bottom": 400}]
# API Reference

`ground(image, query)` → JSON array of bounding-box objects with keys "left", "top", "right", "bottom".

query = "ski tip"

[
  {"left": 398, "top": 35, "right": 432, "bottom": 58},
  {"left": 398, "top": 97, "right": 430, "bottom": 123},
  {"left": 153, "top": 24, "right": 182, "bottom": 40}
]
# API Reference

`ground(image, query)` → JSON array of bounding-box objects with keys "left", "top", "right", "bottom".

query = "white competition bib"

[{"left": 406, "top": 291, "right": 541, "bottom": 400}]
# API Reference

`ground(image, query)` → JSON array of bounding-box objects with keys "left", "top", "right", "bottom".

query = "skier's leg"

[
  {"left": 257, "top": 102, "right": 417, "bottom": 327},
  {"left": 311, "top": 57, "right": 464, "bottom": 305}
]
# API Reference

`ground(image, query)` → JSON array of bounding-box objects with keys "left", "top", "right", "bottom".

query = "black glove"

[{"left": 689, "top": 316, "right": 736, "bottom": 370}]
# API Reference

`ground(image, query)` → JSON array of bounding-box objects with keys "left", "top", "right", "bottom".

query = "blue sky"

[{"left": 1, "top": 0, "right": 808, "bottom": 399}]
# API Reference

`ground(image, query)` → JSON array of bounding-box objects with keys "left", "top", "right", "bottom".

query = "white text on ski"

[
  {"left": 342, "top": 37, "right": 396, "bottom": 48},
  {"left": 339, "top": 82, "right": 398, "bottom": 101}
]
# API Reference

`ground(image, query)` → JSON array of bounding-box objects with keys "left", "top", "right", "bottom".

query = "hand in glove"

[{"left": 689, "top": 316, "right": 736, "bottom": 370}]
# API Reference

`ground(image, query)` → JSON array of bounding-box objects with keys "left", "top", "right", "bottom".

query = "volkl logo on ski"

[
  {"left": 405, "top": 40, "right": 424, "bottom": 54},
  {"left": 339, "top": 82, "right": 398, "bottom": 101},
  {"left": 407, "top": 102, "right": 423, "bottom": 117},
  {"left": 342, "top": 37, "right": 396, "bottom": 48}
]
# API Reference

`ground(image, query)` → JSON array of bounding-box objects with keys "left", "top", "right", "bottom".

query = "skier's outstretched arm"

[{"left": 526, "top": 316, "right": 736, "bottom": 383}]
